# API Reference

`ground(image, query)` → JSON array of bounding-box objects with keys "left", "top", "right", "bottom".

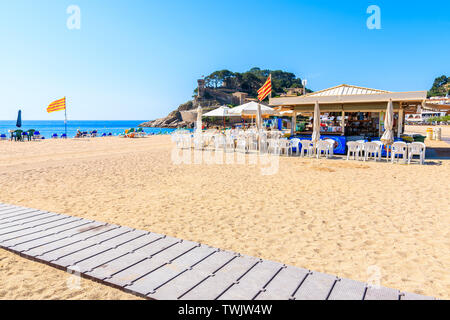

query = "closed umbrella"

[
  {"left": 380, "top": 99, "right": 394, "bottom": 145},
  {"left": 16, "top": 110, "right": 22, "bottom": 128},
  {"left": 311, "top": 101, "right": 321, "bottom": 144},
  {"left": 196, "top": 105, "right": 202, "bottom": 135}
]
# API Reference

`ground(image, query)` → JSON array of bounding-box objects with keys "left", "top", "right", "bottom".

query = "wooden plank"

[
  {"left": 107, "top": 240, "right": 198, "bottom": 289},
  {"left": 36, "top": 227, "right": 131, "bottom": 263},
  {"left": 217, "top": 260, "right": 283, "bottom": 300},
  {"left": 54, "top": 229, "right": 148, "bottom": 268},
  {"left": 0, "top": 205, "right": 29, "bottom": 214},
  {"left": 0, "top": 215, "right": 71, "bottom": 238},
  {"left": 327, "top": 278, "right": 366, "bottom": 300},
  {"left": 0, "top": 208, "right": 42, "bottom": 220},
  {"left": 179, "top": 254, "right": 259, "bottom": 300},
  {"left": 23, "top": 224, "right": 120, "bottom": 258},
  {"left": 0, "top": 210, "right": 54, "bottom": 225},
  {"left": 0, "top": 212, "right": 60, "bottom": 230},
  {"left": 113, "top": 232, "right": 166, "bottom": 253},
  {"left": 141, "top": 245, "right": 218, "bottom": 298},
  {"left": 401, "top": 292, "right": 435, "bottom": 300},
  {"left": 0, "top": 217, "right": 83, "bottom": 244},
  {"left": 364, "top": 286, "right": 400, "bottom": 300},
  {"left": 1, "top": 219, "right": 91, "bottom": 248},
  {"left": 150, "top": 250, "right": 237, "bottom": 300},
  {"left": 293, "top": 271, "right": 337, "bottom": 300},
  {"left": 85, "top": 236, "right": 179, "bottom": 280},
  {"left": 255, "top": 266, "right": 308, "bottom": 300},
  {"left": 71, "top": 232, "right": 164, "bottom": 273}
]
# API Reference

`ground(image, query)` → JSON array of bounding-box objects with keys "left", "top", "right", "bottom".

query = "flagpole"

[{"left": 64, "top": 96, "right": 67, "bottom": 138}]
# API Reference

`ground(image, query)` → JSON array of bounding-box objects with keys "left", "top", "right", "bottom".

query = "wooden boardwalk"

[{"left": 0, "top": 203, "right": 435, "bottom": 300}]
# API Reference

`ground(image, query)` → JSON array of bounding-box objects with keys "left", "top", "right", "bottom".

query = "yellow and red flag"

[
  {"left": 257, "top": 74, "right": 272, "bottom": 101},
  {"left": 47, "top": 97, "right": 66, "bottom": 113}
]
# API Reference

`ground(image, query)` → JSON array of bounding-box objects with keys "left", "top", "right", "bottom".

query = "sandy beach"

[{"left": 0, "top": 127, "right": 449, "bottom": 299}]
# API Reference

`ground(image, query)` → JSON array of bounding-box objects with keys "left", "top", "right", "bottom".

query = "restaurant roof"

[
  {"left": 305, "top": 84, "right": 391, "bottom": 97},
  {"left": 270, "top": 84, "right": 427, "bottom": 113}
]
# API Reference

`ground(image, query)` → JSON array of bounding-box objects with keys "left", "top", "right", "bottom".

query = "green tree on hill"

[
  {"left": 428, "top": 75, "right": 449, "bottom": 97},
  {"left": 202, "top": 67, "right": 306, "bottom": 99}
]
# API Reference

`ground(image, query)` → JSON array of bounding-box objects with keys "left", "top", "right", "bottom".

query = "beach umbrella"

[
  {"left": 381, "top": 99, "right": 394, "bottom": 145},
  {"left": 228, "top": 101, "right": 275, "bottom": 116},
  {"left": 203, "top": 106, "right": 230, "bottom": 117},
  {"left": 311, "top": 101, "right": 321, "bottom": 143},
  {"left": 203, "top": 106, "right": 240, "bottom": 129},
  {"left": 16, "top": 110, "right": 22, "bottom": 128},
  {"left": 196, "top": 105, "right": 202, "bottom": 135}
]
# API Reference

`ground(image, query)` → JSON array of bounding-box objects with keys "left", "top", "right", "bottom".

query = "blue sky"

[{"left": 0, "top": 0, "right": 448, "bottom": 120}]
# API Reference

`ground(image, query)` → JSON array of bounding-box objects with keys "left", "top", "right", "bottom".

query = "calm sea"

[{"left": 0, "top": 120, "right": 175, "bottom": 138}]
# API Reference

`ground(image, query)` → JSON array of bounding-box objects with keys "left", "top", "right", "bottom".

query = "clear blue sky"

[{"left": 0, "top": 0, "right": 448, "bottom": 120}]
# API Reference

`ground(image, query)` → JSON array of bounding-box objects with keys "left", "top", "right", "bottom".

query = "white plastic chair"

[
  {"left": 290, "top": 138, "right": 301, "bottom": 156},
  {"left": 279, "top": 139, "right": 292, "bottom": 156},
  {"left": 259, "top": 138, "right": 268, "bottom": 153},
  {"left": 175, "top": 136, "right": 183, "bottom": 149},
  {"left": 204, "top": 134, "right": 215, "bottom": 150},
  {"left": 300, "top": 140, "right": 314, "bottom": 157},
  {"left": 316, "top": 140, "right": 331, "bottom": 159},
  {"left": 355, "top": 140, "right": 366, "bottom": 158},
  {"left": 267, "top": 139, "right": 280, "bottom": 155},
  {"left": 193, "top": 135, "right": 203, "bottom": 150},
  {"left": 225, "top": 136, "right": 235, "bottom": 152},
  {"left": 391, "top": 141, "right": 408, "bottom": 163},
  {"left": 346, "top": 141, "right": 360, "bottom": 160},
  {"left": 182, "top": 134, "right": 192, "bottom": 149},
  {"left": 373, "top": 141, "right": 383, "bottom": 161},
  {"left": 236, "top": 138, "right": 247, "bottom": 153},
  {"left": 248, "top": 136, "right": 258, "bottom": 152},
  {"left": 363, "top": 142, "right": 380, "bottom": 161},
  {"left": 214, "top": 135, "right": 226, "bottom": 151},
  {"left": 325, "top": 139, "right": 335, "bottom": 157},
  {"left": 408, "top": 142, "right": 426, "bottom": 165}
]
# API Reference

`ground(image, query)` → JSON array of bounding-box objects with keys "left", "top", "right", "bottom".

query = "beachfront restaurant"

[{"left": 269, "top": 84, "right": 428, "bottom": 154}]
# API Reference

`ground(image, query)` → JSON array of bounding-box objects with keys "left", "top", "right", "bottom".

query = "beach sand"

[{"left": 0, "top": 128, "right": 449, "bottom": 299}]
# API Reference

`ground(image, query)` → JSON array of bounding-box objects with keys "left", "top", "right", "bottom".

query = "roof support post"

[
  {"left": 291, "top": 111, "right": 297, "bottom": 136},
  {"left": 341, "top": 110, "right": 345, "bottom": 136},
  {"left": 398, "top": 103, "right": 404, "bottom": 138}
]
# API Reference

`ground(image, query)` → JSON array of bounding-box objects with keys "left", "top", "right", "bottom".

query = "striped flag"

[
  {"left": 257, "top": 74, "right": 272, "bottom": 101},
  {"left": 47, "top": 97, "right": 66, "bottom": 113}
]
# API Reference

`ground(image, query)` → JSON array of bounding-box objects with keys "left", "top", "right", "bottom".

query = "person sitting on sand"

[{"left": 75, "top": 130, "right": 82, "bottom": 138}]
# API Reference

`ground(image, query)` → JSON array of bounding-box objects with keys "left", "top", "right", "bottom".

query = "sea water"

[{"left": 0, "top": 120, "right": 176, "bottom": 138}]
